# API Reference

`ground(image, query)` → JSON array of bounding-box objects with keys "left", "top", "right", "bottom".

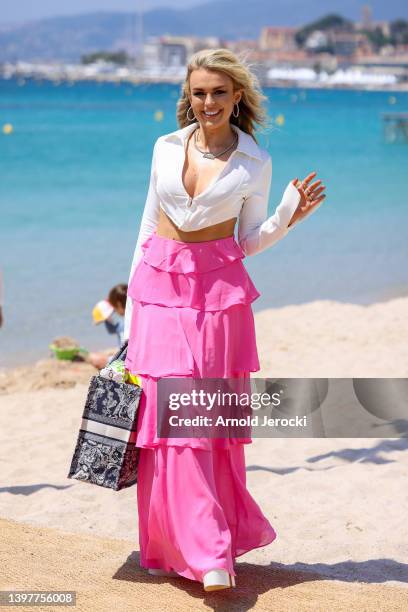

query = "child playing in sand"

[
  {"left": 94, "top": 284, "right": 127, "bottom": 346},
  {"left": 87, "top": 284, "right": 127, "bottom": 369}
]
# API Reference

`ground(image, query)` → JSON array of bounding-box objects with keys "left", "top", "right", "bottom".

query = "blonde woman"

[{"left": 123, "top": 48, "right": 325, "bottom": 592}]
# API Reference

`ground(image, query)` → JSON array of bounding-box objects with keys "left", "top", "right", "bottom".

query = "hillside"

[{"left": 0, "top": 0, "right": 406, "bottom": 61}]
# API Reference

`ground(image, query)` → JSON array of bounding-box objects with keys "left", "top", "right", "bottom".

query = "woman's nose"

[{"left": 204, "top": 93, "right": 216, "bottom": 105}]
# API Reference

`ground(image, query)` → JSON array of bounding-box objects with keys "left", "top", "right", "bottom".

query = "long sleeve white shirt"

[{"left": 123, "top": 121, "right": 318, "bottom": 340}]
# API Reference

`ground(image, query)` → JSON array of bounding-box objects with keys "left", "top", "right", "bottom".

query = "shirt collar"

[{"left": 163, "top": 122, "right": 263, "bottom": 161}]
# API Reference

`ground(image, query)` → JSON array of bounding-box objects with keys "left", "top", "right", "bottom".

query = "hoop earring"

[
  {"left": 186, "top": 106, "right": 195, "bottom": 121},
  {"left": 232, "top": 103, "right": 240, "bottom": 118}
]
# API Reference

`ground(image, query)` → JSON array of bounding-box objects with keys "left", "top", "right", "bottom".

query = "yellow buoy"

[
  {"left": 275, "top": 114, "right": 285, "bottom": 126},
  {"left": 154, "top": 110, "right": 164, "bottom": 122},
  {"left": 3, "top": 123, "right": 13, "bottom": 135},
  {"left": 388, "top": 96, "right": 397, "bottom": 105}
]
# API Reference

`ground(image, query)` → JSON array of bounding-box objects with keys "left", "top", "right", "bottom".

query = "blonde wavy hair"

[{"left": 176, "top": 48, "right": 270, "bottom": 143}]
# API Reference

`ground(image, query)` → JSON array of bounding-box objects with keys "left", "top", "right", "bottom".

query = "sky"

[
  {"left": 3, "top": 0, "right": 406, "bottom": 25},
  {"left": 2, "top": 1, "right": 200, "bottom": 24}
]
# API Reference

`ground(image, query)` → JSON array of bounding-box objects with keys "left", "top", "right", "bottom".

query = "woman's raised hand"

[{"left": 288, "top": 172, "right": 326, "bottom": 227}]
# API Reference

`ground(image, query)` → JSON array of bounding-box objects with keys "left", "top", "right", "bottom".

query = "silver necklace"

[{"left": 193, "top": 128, "right": 238, "bottom": 160}]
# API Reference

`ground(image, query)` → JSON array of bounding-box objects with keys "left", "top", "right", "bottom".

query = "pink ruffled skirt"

[{"left": 125, "top": 231, "right": 277, "bottom": 581}]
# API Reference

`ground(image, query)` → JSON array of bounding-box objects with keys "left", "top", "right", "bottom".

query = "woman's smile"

[{"left": 202, "top": 109, "right": 222, "bottom": 118}]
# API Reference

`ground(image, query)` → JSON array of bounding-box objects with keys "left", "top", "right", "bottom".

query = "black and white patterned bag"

[{"left": 67, "top": 341, "right": 142, "bottom": 490}]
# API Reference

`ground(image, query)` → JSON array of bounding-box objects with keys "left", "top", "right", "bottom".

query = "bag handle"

[{"left": 107, "top": 340, "right": 128, "bottom": 365}]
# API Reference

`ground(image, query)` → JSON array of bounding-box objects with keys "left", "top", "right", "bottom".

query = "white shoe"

[
  {"left": 203, "top": 569, "right": 236, "bottom": 591},
  {"left": 148, "top": 568, "right": 179, "bottom": 578}
]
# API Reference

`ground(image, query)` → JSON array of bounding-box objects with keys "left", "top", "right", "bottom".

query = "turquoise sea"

[{"left": 0, "top": 78, "right": 407, "bottom": 367}]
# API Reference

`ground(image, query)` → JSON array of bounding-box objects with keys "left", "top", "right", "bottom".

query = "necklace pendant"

[{"left": 203, "top": 152, "right": 215, "bottom": 159}]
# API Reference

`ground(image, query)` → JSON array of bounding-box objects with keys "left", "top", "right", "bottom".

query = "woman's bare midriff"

[{"left": 156, "top": 206, "right": 237, "bottom": 242}]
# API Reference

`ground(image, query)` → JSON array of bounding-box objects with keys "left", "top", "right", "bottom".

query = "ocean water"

[{"left": 0, "top": 78, "right": 407, "bottom": 367}]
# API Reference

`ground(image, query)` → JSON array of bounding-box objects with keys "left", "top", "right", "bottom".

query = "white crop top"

[{"left": 123, "top": 121, "right": 316, "bottom": 340}]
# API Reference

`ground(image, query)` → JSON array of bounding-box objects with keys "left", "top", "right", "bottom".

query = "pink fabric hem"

[
  {"left": 128, "top": 258, "right": 260, "bottom": 311},
  {"left": 125, "top": 304, "right": 260, "bottom": 380},
  {"left": 134, "top": 373, "right": 253, "bottom": 450},
  {"left": 137, "top": 445, "right": 277, "bottom": 582}
]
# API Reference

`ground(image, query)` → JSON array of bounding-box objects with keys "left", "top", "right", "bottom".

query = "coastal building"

[
  {"left": 141, "top": 39, "right": 161, "bottom": 70},
  {"left": 259, "top": 27, "right": 298, "bottom": 53},
  {"left": 224, "top": 39, "right": 259, "bottom": 55},
  {"left": 354, "top": 54, "right": 408, "bottom": 83},
  {"left": 332, "top": 32, "right": 367, "bottom": 58},
  {"left": 304, "top": 31, "right": 329, "bottom": 52},
  {"left": 355, "top": 5, "right": 391, "bottom": 38},
  {"left": 356, "top": 20, "right": 391, "bottom": 38},
  {"left": 158, "top": 35, "right": 221, "bottom": 68}
]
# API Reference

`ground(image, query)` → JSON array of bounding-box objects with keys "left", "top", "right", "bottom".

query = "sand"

[
  {"left": 2, "top": 518, "right": 408, "bottom": 612},
  {"left": 255, "top": 297, "right": 408, "bottom": 378},
  {"left": 0, "top": 297, "right": 407, "bottom": 610}
]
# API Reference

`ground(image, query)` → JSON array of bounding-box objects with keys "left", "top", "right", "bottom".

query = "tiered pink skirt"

[{"left": 125, "top": 231, "right": 277, "bottom": 582}]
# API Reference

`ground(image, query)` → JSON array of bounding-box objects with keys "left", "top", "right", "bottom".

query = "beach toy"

[
  {"left": 3, "top": 124, "right": 13, "bottom": 135},
  {"left": 100, "top": 358, "right": 126, "bottom": 383},
  {"left": 49, "top": 336, "right": 88, "bottom": 361},
  {"left": 92, "top": 300, "right": 114, "bottom": 324},
  {"left": 125, "top": 371, "right": 142, "bottom": 387},
  {"left": 100, "top": 359, "right": 142, "bottom": 387},
  {"left": 49, "top": 345, "right": 88, "bottom": 360}
]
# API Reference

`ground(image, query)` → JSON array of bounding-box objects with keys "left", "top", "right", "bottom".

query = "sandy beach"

[{"left": 1, "top": 297, "right": 407, "bottom": 610}]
